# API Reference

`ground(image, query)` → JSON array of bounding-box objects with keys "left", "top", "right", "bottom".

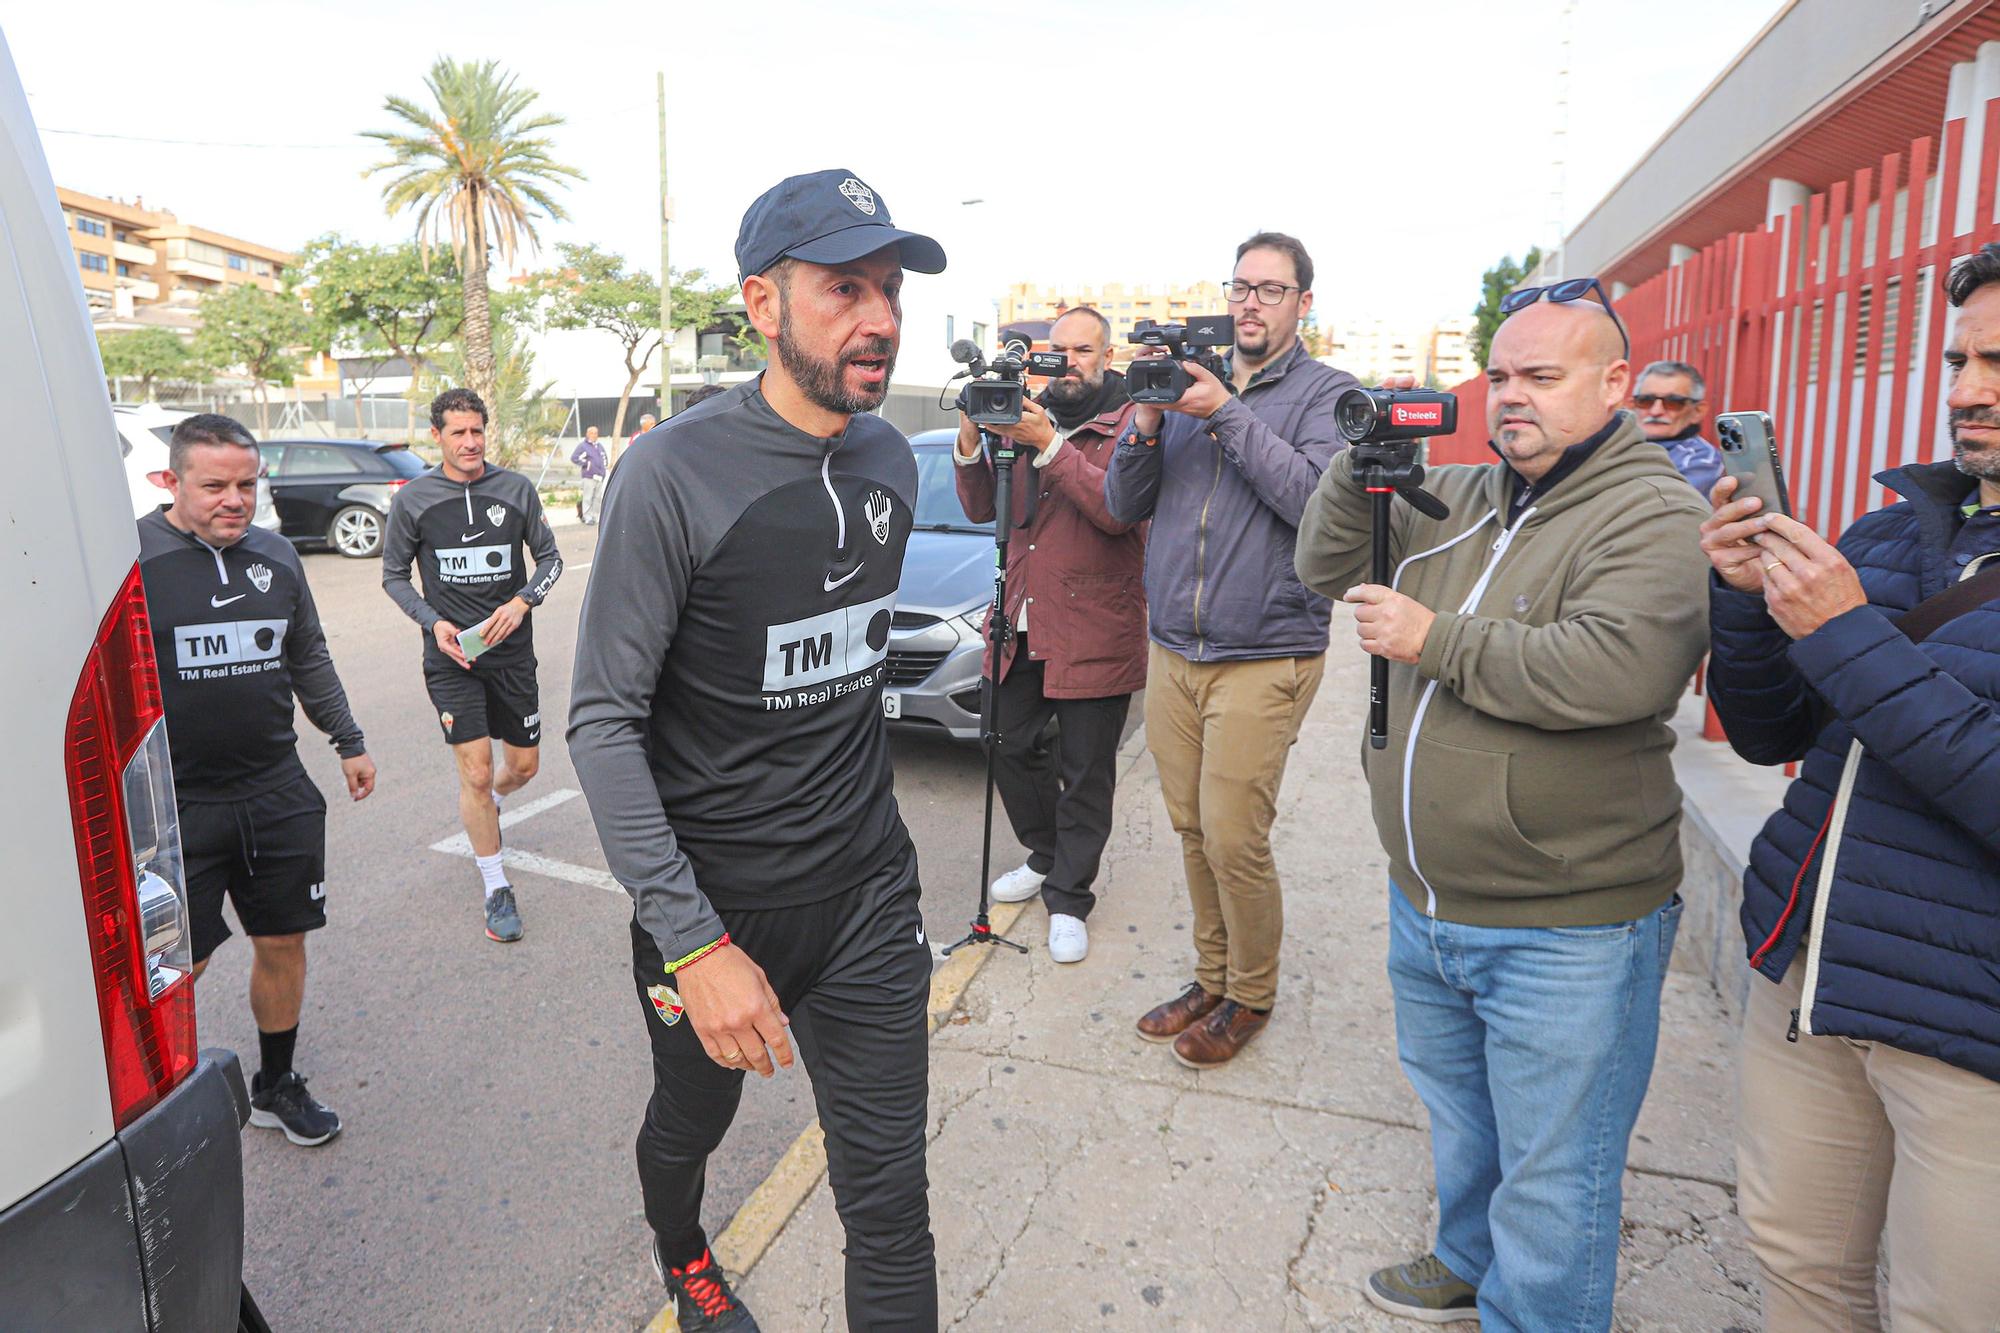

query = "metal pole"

[{"left": 657, "top": 70, "right": 673, "bottom": 429}]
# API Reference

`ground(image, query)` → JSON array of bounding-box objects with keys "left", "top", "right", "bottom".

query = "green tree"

[
  {"left": 363, "top": 58, "right": 583, "bottom": 414},
  {"left": 417, "top": 288, "right": 563, "bottom": 469},
  {"left": 193, "top": 284, "right": 311, "bottom": 433},
  {"left": 537, "top": 243, "right": 733, "bottom": 456},
  {"left": 98, "top": 327, "right": 203, "bottom": 401},
  {"left": 1470, "top": 246, "right": 1544, "bottom": 369},
  {"left": 292, "top": 234, "right": 464, "bottom": 435}
]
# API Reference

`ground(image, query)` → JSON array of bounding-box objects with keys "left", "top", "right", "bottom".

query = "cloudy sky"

[{"left": 6, "top": 0, "right": 1781, "bottom": 331}]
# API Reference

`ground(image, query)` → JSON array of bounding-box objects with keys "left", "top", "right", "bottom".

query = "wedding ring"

[
  {"left": 723, "top": 1050, "right": 743, "bottom": 1063},
  {"left": 1763, "top": 561, "right": 1782, "bottom": 573}
]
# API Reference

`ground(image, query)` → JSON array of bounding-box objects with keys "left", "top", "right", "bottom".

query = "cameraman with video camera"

[
  {"left": 1294, "top": 286, "right": 1710, "bottom": 1330},
  {"left": 1103, "top": 232, "right": 1358, "bottom": 1069},
  {"left": 954, "top": 308, "right": 1145, "bottom": 965}
]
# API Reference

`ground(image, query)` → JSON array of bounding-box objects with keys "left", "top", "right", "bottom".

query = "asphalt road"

[{"left": 191, "top": 520, "right": 1052, "bottom": 1331}]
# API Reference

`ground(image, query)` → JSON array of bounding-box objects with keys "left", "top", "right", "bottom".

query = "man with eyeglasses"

[
  {"left": 1631, "top": 359, "right": 1724, "bottom": 496},
  {"left": 1295, "top": 279, "right": 1711, "bottom": 1330},
  {"left": 1105, "top": 231, "right": 1358, "bottom": 1069}
]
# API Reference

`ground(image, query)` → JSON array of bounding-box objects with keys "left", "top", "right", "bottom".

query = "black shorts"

[
  {"left": 182, "top": 772, "right": 328, "bottom": 964},
  {"left": 424, "top": 652, "right": 542, "bottom": 747}
]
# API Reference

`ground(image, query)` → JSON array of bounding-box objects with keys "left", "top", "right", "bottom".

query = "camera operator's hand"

[
  {"left": 1343, "top": 584, "right": 1435, "bottom": 664},
  {"left": 955, "top": 412, "right": 981, "bottom": 461},
  {"left": 1130, "top": 346, "right": 1170, "bottom": 438},
  {"left": 992, "top": 399, "right": 1055, "bottom": 451},
  {"left": 1171, "top": 359, "right": 1231, "bottom": 421}
]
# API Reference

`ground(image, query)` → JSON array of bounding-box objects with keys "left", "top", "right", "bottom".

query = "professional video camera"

[
  {"left": 1334, "top": 386, "right": 1458, "bottom": 751},
  {"left": 947, "top": 336, "right": 1069, "bottom": 426},
  {"left": 1124, "top": 315, "right": 1235, "bottom": 405}
]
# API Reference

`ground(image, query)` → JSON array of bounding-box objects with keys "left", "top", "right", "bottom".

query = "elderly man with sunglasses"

[
  {"left": 1632, "top": 359, "right": 1725, "bottom": 496},
  {"left": 1295, "top": 276, "right": 1711, "bottom": 1331}
]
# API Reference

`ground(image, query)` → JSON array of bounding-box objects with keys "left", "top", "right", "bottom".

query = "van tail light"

[{"left": 65, "top": 563, "right": 196, "bottom": 1128}]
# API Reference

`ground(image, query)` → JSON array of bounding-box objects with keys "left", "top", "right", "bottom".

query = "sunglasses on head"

[{"left": 1499, "top": 276, "right": 1631, "bottom": 360}]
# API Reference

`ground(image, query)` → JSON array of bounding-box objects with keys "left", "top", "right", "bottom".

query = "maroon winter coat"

[{"left": 954, "top": 400, "right": 1148, "bottom": 699}]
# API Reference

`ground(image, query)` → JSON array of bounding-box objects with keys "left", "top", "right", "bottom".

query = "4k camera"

[
  {"left": 1333, "top": 388, "right": 1458, "bottom": 444},
  {"left": 1125, "top": 315, "right": 1235, "bottom": 405}
]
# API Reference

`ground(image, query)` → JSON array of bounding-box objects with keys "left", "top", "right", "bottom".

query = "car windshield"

[
  {"left": 911, "top": 446, "right": 992, "bottom": 533},
  {"left": 378, "top": 446, "right": 428, "bottom": 478}
]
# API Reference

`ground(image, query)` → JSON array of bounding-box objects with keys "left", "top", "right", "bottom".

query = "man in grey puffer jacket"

[{"left": 1104, "top": 231, "right": 1357, "bottom": 1068}]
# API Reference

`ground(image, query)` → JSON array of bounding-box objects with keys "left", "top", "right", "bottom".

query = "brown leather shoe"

[
  {"left": 1135, "top": 982, "right": 1223, "bottom": 1044},
  {"left": 1172, "top": 999, "right": 1270, "bottom": 1069}
]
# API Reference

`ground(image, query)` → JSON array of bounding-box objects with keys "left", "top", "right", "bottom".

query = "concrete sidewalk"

[{"left": 735, "top": 651, "right": 1761, "bottom": 1331}]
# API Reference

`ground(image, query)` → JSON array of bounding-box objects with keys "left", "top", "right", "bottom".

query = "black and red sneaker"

[{"left": 650, "top": 1240, "right": 760, "bottom": 1332}]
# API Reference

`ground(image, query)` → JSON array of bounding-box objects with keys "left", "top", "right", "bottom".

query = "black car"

[{"left": 259, "top": 438, "right": 427, "bottom": 557}]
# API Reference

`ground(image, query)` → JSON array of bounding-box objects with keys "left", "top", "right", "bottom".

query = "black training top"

[
  {"left": 137, "top": 507, "right": 366, "bottom": 802},
  {"left": 380, "top": 462, "right": 563, "bottom": 663},
  {"left": 567, "top": 379, "right": 918, "bottom": 965}
]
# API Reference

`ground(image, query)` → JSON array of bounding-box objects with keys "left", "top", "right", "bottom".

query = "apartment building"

[
  {"left": 997, "top": 280, "right": 1229, "bottom": 345},
  {"left": 1323, "top": 315, "right": 1479, "bottom": 386},
  {"left": 58, "top": 187, "right": 293, "bottom": 313}
]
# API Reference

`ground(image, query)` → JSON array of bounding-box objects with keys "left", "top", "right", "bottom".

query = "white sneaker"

[
  {"left": 990, "top": 863, "right": 1047, "bottom": 903},
  {"left": 1048, "top": 914, "right": 1088, "bottom": 963}
]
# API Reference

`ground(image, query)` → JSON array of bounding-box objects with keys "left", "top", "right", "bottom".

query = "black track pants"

[{"left": 629, "top": 844, "right": 937, "bottom": 1330}]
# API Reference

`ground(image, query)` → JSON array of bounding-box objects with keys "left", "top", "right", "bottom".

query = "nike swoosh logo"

[
  {"left": 210, "top": 593, "right": 246, "bottom": 607},
  {"left": 823, "top": 564, "right": 865, "bottom": 593},
  {"left": 916, "top": 927, "right": 925, "bottom": 944},
  {"left": 461, "top": 530, "right": 486, "bottom": 541}
]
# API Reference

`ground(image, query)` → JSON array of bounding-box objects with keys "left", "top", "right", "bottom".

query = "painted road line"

[
  {"left": 491, "top": 848, "right": 623, "bottom": 895},
  {"left": 429, "top": 786, "right": 582, "bottom": 854}
]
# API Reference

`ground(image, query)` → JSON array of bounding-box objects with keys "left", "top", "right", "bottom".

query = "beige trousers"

[
  {"left": 1143, "top": 644, "right": 1323, "bottom": 1011},
  {"left": 1737, "top": 961, "right": 2000, "bottom": 1332}
]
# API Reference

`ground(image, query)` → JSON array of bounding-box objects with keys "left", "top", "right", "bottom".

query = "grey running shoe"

[
  {"left": 650, "top": 1239, "right": 760, "bottom": 1331},
  {"left": 1365, "top": 1252, "right": 1479, "bottom": 1323},
  {"left": 484, "top": 885, "right": 524, "bottom": 943},
  {"left": 248, "top": 1070, "right": 342, "bottom": 1146}
]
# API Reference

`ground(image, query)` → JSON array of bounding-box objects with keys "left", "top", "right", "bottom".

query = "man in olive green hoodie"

[{"left": 1295, "top": 297, "right": 1710, "bottom": 1332}]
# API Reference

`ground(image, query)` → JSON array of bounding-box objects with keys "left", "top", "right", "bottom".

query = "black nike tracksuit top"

[
  {"left": 137, "top": 508, "right": 365, "bottom": 802},
  {"left": 567, "top": 380, "right": 919, "bottom": 964},
  {"left": 380, "top": 462, "right": 564, "bottom": 663}
]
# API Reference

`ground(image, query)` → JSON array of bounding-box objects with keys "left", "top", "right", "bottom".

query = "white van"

[{"left": 0, "top": 28, "right": 254, "bottom": 1332}]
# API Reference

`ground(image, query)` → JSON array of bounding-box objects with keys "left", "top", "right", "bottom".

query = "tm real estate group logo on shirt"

[{"left": 761, "top": 590, "right": 896, "bottom": 711}]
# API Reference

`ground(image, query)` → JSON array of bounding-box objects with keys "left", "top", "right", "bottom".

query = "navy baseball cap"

[{"left": 735, "top": 169, "right": 947, "bottom": 282}]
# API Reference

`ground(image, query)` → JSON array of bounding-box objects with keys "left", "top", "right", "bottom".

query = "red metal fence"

[{"left": 1429, "top": 98, "right": 2000, "bottom": 542}]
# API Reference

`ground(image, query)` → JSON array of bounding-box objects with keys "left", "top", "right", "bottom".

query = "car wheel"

[{"left": 330, "top": 504, "right": 384, "bottom": 558}]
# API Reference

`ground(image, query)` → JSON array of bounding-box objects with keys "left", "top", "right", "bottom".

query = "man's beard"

[
  {"left": 1043, "top": 369, "right": 1101, "bottom": 409},
  {"left": 1951, "top": 406, "right": 2000, "bottom": 480},
  {"left": 1236, "top": 320, "right": 1275, "bottom": 359},
  {"left": 775, "top": 303, "right": 895, "bottom": 415}
]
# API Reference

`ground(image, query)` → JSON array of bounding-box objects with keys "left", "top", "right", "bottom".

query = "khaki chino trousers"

[
  {"left": 1144, "top": 643, "right": 1323, "bottom": 1012},
  {"left": 1738, "top": 961, "right": 2000, "bottom": 1332}
]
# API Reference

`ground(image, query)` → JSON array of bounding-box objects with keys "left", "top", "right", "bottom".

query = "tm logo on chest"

[{"left": 762, "top": 590, "right": 897, "bottom": 697}]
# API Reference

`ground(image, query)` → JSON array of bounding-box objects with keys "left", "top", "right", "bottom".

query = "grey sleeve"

[
  {"left": 1210, "top": 367, "right": 1353, "bottom": 527},
  {"left": 284, "top": 564, "right": 366, "bottom": 758},
  {"left": 1104, "top": 417, "right": 1177, "bottom": 522},
  {"left": 380, "top": 492, "right": 439, "bottom": 631},
  {"left": 518, "top": 480, "right": 564, "bottom": 606},
  {"left": 565, "top": 454, "right": 725, "bottom": 965}
]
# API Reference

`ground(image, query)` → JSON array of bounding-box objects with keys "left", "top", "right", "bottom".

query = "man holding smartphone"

[{"left": 383, "top": 387, "right": 564, "bottom": 943}]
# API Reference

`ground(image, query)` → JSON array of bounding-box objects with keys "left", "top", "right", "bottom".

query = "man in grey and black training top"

[
  {"left": 382, "top": 387, "right": 562, "bottom": 944},
  {"left": 139, "top": 413, "right": 376, "bottom": 1149},
  {"left": 570, "top": 169, "right": 945, "bottom": 1333}
]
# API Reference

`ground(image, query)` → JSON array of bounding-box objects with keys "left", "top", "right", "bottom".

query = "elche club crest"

[
  {"left": 838, "top": 177, "right": 876, "bottom": 216},
  {"left": 247, "top": 563, "right": 273, "bottom": 594},
  {"left": 646, "top": 983, "right": 685, "bottom": 1027},
  {"left": 865, "top": 491, "right": 892, "bottom": 545},
  {"left": 486, "top": 504, "right": 506, "bottom": 527}
]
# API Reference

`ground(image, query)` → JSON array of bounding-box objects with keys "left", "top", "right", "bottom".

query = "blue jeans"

[{"left": 1387, "top": 885, "right": 1682, "bottom": 1333}]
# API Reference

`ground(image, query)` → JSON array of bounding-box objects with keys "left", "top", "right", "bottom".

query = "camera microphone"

[{"left": 949, "top": 338, "right": 983, "bottom": 365}]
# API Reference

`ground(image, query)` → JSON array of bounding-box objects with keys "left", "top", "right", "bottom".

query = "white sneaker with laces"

[
  {"left": 991, "top": 862, "right": 1047, "bottom": 903},
  {"left": 1048, "top": 913, "right": 1088, "bottom": 963}
]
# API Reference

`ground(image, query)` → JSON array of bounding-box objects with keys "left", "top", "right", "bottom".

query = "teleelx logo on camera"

[{"left": 1391, "top": 401, "right": 1447, "bottom": 429}]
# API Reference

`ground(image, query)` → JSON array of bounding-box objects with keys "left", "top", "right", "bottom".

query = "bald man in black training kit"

[{"left": 570, "top": 170, "right": 945, "bottom": 1332}]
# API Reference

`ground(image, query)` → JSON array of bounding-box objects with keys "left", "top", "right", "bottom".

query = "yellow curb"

[{"left": 645, "top": 897, "right": 1030, "bottom": 1329}]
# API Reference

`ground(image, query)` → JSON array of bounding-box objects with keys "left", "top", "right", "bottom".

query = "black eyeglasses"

[
  {"left": 1224, "top": 279, "right": 1303, "bottom": 306},
  {"left": 1632, "top": 393, "right": 1699, "bottom": 409},
  {"left": 1499, "top": 276, "right": 1631, "bottom": 359}
]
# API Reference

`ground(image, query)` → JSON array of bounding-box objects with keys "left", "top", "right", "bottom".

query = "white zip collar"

[{"left": 1396, "top": 505, "right": 1536, "bottom": 916}]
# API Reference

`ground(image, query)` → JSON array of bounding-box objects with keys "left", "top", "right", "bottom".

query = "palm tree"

[{"left": 362, "top": 58, "right": 582, "bottom": 410}]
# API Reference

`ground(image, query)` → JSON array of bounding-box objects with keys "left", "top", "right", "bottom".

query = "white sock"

[
  {"left": 475, "top": 852, "right": 508, "bottom": 899},
  {"left": 493, "top": 789, "right": 504, "bottom": 812}
]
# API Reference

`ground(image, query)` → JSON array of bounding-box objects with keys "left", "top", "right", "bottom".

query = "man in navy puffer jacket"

[{"left": 1701, "top": 244, "right": 2000, "bottom": 1332}]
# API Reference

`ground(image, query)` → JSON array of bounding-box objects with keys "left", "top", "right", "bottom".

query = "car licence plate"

[{"left": 882, "top": 691, "right": 902, "bottom": 719}]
